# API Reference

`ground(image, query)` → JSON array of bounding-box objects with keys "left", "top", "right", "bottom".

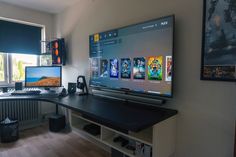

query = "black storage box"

[
  {"left": 83, "top": 124, "right": 100, "bottom": 136},
  {"left": 111, "top": 149, "right": 129, "bottom": 157},
  {"left": 0, "top": 118, "right": 19, "bottom": 143},
  {"left": 49, "top": 114, "right": 65, "bottom": 132}
]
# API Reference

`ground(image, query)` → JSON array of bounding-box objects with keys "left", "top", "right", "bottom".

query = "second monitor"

[{"left": 25, "top": 66, "right": 62, "bottom": 88}]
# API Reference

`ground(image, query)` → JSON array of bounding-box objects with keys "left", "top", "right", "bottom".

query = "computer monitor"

[{"left": 25, "top": 66, "right": 62, "bottom": 87}]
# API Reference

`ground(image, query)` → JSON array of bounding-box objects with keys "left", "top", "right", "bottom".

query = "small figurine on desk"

[{"left": 76, "top": 75, "right": 88, "bottom": 95}]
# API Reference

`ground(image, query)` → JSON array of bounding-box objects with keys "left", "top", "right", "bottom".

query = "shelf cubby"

[
  {"left": 70, "top": 110, "right": 177, "bottom": 157},
  {"left": 71, "top": 113, "right": 101, "bottom": 140}
]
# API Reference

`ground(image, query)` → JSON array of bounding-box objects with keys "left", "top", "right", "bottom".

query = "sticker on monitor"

[
  {"left": 165, "top": 56, "right": 172, "bottom": 81},
  {"left": 110, "top": 59, "right": 119, "bottom": 78},
  {"left": 133, "top": 57, "right": 145, "bottom": 80},
  {"left": 147, "top": 56, "right": 163, "bottom": 81},
  {"left": 121, "top": 58, "right": 131, "bottom": 79},
  {"left": 100, "top": 59, "right": 108, "bottom": 77}
]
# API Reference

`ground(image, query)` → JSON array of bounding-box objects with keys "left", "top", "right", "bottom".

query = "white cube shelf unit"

[{"left": 70, "top": 111, "right": 177, "bottom": 157}]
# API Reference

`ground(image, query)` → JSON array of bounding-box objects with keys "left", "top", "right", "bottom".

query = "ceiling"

[{"left": 0, "top": 0, "right": 81, "bottom": 14}]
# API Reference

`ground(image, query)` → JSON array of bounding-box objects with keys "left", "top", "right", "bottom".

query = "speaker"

[
  {"left": 49, "top": 114, "right": 65, "bottom": 132},
  {"left": 2, "top": 87, "right": 8, "bottom": 93},
  {"left": 15, "top": 82, "right": 23, "bottom": 91},
  {"left": 68, "top": 82, "right": 76, "bottom": 94}
]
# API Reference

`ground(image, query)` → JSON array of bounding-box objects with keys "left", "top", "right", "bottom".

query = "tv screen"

[
  {"left": 25, "top": 66, "right": 62, "bottom": 87},
  {"left": 89, "top": 15, "right": 174, "bottom": 98}
]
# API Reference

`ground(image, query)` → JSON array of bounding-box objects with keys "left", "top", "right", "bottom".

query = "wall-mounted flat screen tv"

[{"left": 89, "top": 15, "right": 174, "bottom": 98}]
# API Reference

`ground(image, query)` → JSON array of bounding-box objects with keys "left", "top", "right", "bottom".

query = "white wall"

[{"left": 55, "top": 0, "right": 236, "bottom": 157}]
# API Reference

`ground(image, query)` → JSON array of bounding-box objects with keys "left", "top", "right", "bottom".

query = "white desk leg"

[{"left": 63, "top": 107, "right": 72, "bottom": 132}]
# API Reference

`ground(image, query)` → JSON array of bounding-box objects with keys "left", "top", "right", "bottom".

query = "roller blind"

[{"left": 0, "top": 20, "right": 42, "bottom": 55}]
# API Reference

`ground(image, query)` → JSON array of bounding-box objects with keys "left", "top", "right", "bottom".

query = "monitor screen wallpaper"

[{"left": 25, "top": 66, "right": 62, "bottom": 87}]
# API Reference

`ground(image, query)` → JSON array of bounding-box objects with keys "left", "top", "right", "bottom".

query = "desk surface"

[{"left": 0, "top": 94, "right": 177, "bottom": 132}]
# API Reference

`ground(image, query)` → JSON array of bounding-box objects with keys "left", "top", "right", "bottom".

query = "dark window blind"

[{"left": 0, "top": 20, "right": 42, "bottom": 55}]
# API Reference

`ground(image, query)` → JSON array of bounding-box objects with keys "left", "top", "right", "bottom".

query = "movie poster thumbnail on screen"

[
  {"left": 133, "top": 57, "right": 146, "bottom": 80},
  {"left": 147, "top": 56, "right": 163, "bottom": 81},
  {"left": 110, "top": 59, "right": 119, "bottom": 78},
  {"left": 121, "top": 58, "right": 131, "bottom": 79}
]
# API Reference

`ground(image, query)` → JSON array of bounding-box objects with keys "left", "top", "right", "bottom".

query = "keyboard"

[
  {"left": 11, "top": 90, "right": 41, "bottom": 96},
  {"left": 40, "top": 91, "right": 60, "bottom": 97}
]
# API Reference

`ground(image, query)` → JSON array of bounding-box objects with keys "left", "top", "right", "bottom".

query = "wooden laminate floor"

[{"left": 0, "top": 125, "right": 110, "bottom": 157}]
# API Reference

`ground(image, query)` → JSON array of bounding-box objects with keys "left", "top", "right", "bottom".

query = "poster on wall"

[{"left": 201, "top": 0, "right": 236, "bottom": 81}]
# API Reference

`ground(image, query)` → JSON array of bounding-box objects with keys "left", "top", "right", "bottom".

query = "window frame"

[{"left": 0, "top": 53, "right": 9, "bottom": 85}]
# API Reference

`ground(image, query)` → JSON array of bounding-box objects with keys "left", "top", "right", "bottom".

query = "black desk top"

[{"left": 0, "top": 94, "right": 177, "bottom": 132}]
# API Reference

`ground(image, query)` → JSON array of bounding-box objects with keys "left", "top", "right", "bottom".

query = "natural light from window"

[
  {"left": 0, "top": 53, "right": 5, "bottom": 82},
  {"left": 11, "top": 54, "right": 38, "bottom": 82}
]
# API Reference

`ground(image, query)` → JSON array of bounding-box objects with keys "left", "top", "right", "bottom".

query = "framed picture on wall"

[{"left": 201, "top": 0, "right": 236, "bottom": 81}]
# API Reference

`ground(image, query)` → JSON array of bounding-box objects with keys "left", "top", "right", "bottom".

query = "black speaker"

[
  {"left": 49, "top": 114, "right": 65, "bottom": 132},
  {"left": 15, "top": 82, "right": 23, "bottom": 91},
  {"left": 68, "top": 82, "right": 76, "bottom": 94},
  {"left": 2, "top": 87, "right": 8, "bottom": 93}
]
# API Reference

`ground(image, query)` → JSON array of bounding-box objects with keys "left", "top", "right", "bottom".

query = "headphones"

[
  {"left": 77, "top": 75, "right": 88, "bottom": 95},
  {"left": 77, "top": 79, "right": 85, "bottom": 90}
]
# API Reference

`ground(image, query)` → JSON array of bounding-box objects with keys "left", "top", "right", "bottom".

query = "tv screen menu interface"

[{"left": 89, "top": 16, "right": 174, "bottom": 97}]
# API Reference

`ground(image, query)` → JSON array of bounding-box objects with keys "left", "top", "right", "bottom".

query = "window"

[
  {"left": 0, "top": 18, "right": 46, "bottom": 85},
  {"left": 0, "top": 53, "right": 6, "bottom": 82},
  {"left": 11, "top": 54, "right": 38, "bottom": 82},
  {"left": 0, "top": 53, "right": 39, "bottom": 85},
  {"left": 40, "top": 54, "right": 52, "bottom": 66}
]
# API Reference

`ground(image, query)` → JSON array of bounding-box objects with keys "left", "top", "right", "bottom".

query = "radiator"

[{"left": 0, "top": 100, "right": 42, "bottom": 129}]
